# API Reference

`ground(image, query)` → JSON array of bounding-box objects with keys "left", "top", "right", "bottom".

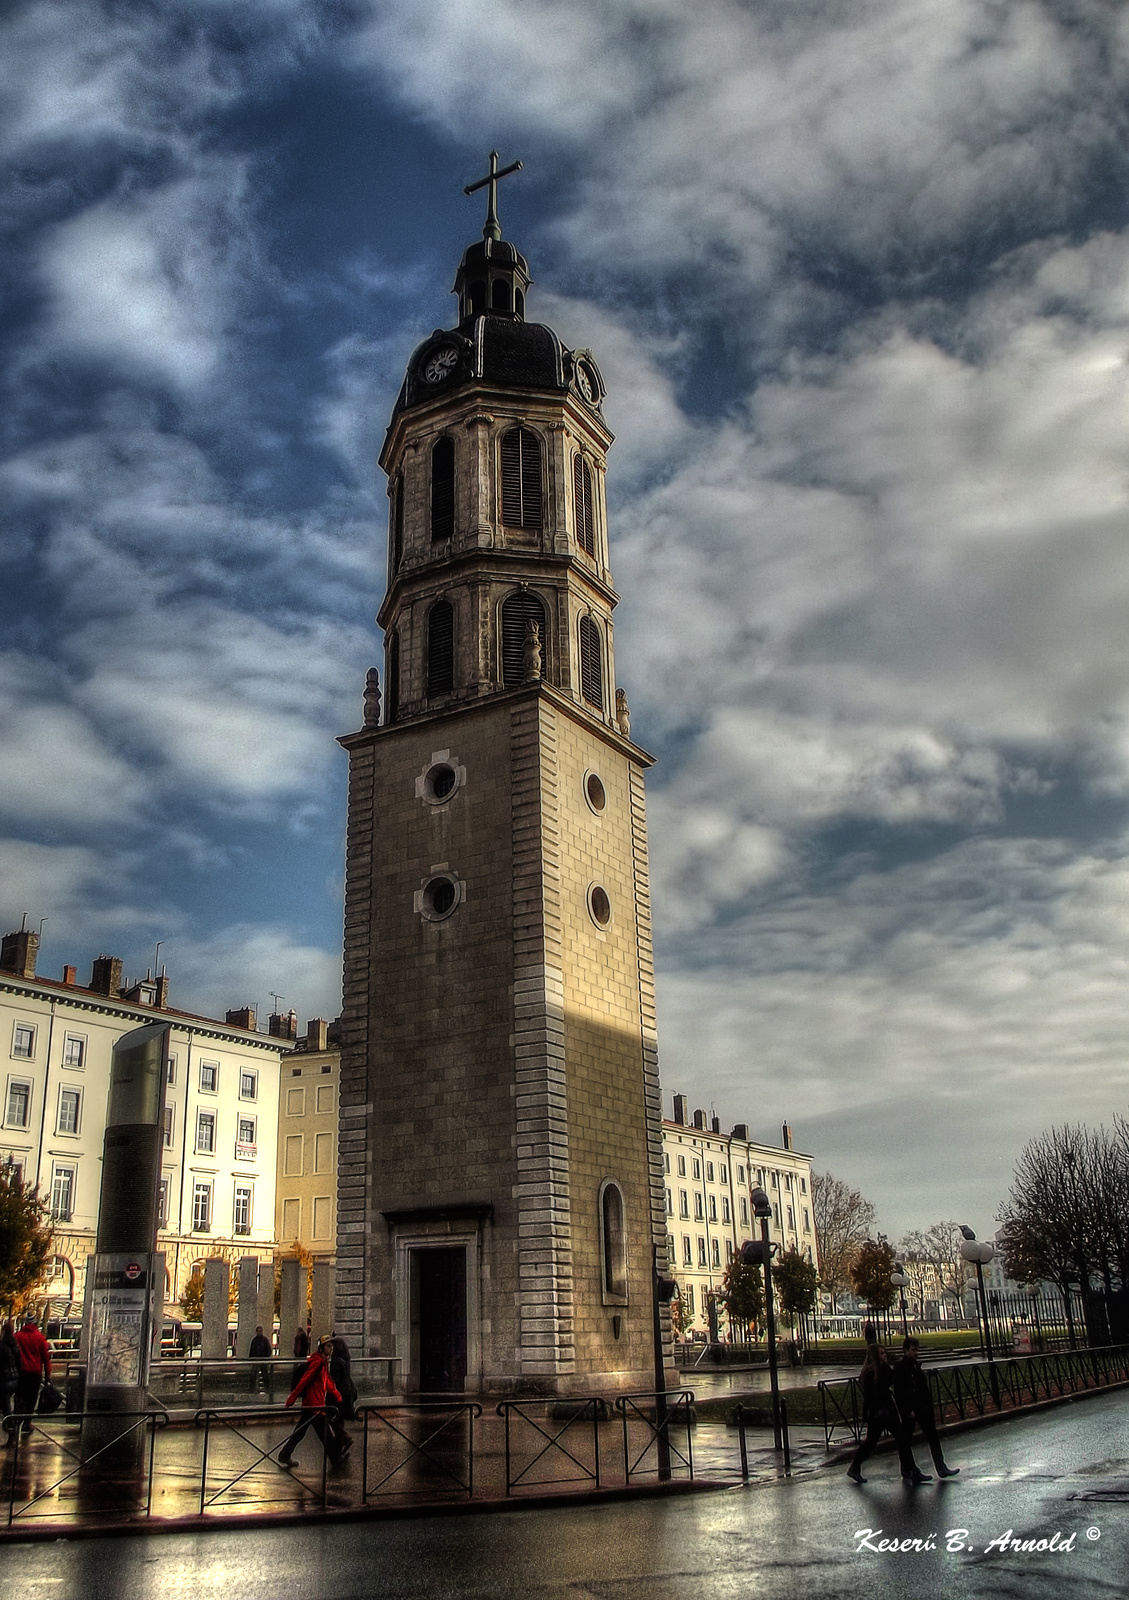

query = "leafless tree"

[{"left": 811, "top": 1171, "right": 876, "bottom": 1311}]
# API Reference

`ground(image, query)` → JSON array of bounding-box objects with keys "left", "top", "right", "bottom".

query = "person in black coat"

[
  {"left": 327, "top": 1336, "right": 356, "bottom": 1458},
  {"left": 893, "top": 1337, "right": 959, "bottom": 1477},
  {"left": 0, "top": 1320, "right": 20, "bottom": 1437},
  {"left": 847, "top": 1342, "right": 930, "bottom": 1484},
  {"left": 248, "top": 1325, "right": 272, "bottom": 1392}
]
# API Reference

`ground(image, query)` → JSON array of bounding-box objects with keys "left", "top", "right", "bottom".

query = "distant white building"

[
  {"left": 0, "top": 925, "right": 289, "bottom": 1309},
  {"left": 662, "top": 1095, "right": 816, "bottom": 1335}
]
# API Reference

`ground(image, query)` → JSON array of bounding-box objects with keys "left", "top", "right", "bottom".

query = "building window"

[
  {"left": 316, "top": 1084, "right": 334, "bottom": 1114},
  {"left": 722, "top": 1197, "right": 731, "bottom": 1224},
  {"left": 50, "top": 1165, "right": 75, "bottom": 1221},
  {"left": 773, "top": 1203, "right": 781, "bottom": 1229},
  {"left": 6, "top": 1081, "right": 30, "bottom": 1128},
  {"left": 756, "top": 1168, "right": 765, "bottom": 1186},
  {"left": 158, "top": 1177, "right": 169, "bottom": 1227},
  {"left": 682, "top": 1235, "right": 692, "bottom": 1267},
  {"left": 11, "top": 1024, "right": 34, "bottom": 1060},
  {"left": 665, "top": 1188, "right": 673, "bottom": 1215},
  {"left": 667, "top": 1233, "right": 676, "bottom": 1264},
  {"left": 663, "top": 1153, "right": 670, "bottom": 1174},
  {"left": 740, "top": 1197, "right": 748, "bottom": 1226},
  {"left": 312, "top": 1195, "right": 332, "bottom": 1241},
  {"left": 234, "top": 1185, "right": 252, "bottom": 1235},
  {"left": 162, "top": 1106, "right": 174, "bottom": 1148},
  {"left": 284, "top": 1134, "right": 303, "bottom": 1177},
  {"left": 573, "top": 454, "right": 594, "bottom": 556},
  {"left": 192, "top": 1182, "right": 212, "bottom": 1232},
  {"left": 314, "top": 1132, "right": 333, "bottom": 1174},
  {"left": 692, "top": 1160, "right": 701, "bottom": 1181},
  {"left": 685, "top": 1284, "right": 695, "bottom": 1316},
  {"left": 719, "top": 1165, "right": 728, "bottom": 1184},
  {"left": 166, "top": 1056, "right": 177, "bottom": 1086},
  {"left": 578, "top": 615, "right": 603, "bottom": 710},
  {"left": 386, "top": 630, "right": 399, "bottom": 724},
  {"left": 694, "top": 1193, "right": 703, "bottom": 1220},
  {"left": 500, "top": 426, "right": 543, "bottom": 529},
  {"left": 2, "top": 1155, "right": 25, "bottom": 1187},
  {"left": 770, "top": 1171, "right": 778, "bottom": 1188},
  {"left": 787, "top": 1205, "right": 795, "bottom": 1230},
  {"left": 708, "top": 1195, "right": 717, "bottom": 1222},
  {"left": 281, "top": 1197, "right": 300, "bottom": 1241},
  {"left": 196, "top": 1111, "right": 216, "bottom": 1154},
  {"left": 737, "top": 1165, "right": 745, "bottom": 1185},
  {"left": 800, "top": 1177, "right": 807, "bottom": 1194},
  {"left": 677, "top": 1156, "right": 686, "bottom": 1177},
  {"left": 431, "top": 436, "right": 456, "bottom": 542},
  {"left": 712, "top": 1239, "right": 721, "bottom": 1267},
  {"left": 599, "top": 1180, "right": 628, "bottom": 1302},
  {"left": 240, "top": 1070, "right": 257, "bottom": 1100},
  {"left": 803, "top": 1208, "right": 811, "bottom": 1233},
  {"left": 679, "top": 1190, "right": 689, "bottom": 1218},
  {"left": 199, "top": 1061, "right": 218, "bottom": 1093},
  {"left": 785, "top": 1174, "right": 793, "bottom": 1192},
  {"left": 501, "top": 590, "right": 547, "bottom": 688},
  {"left": 286, "top": 1088, "right": 305, "bottom": 1117},
  {"left": 62, "top": 1035, "right": 85, "bottom": 1069},
  {"left": 427, "top": 600, "right": 455, "bottom": 696},
  {"left": 57, "top": 1088, "right": 80, "bottom": 1135},
  {"left": 706, "top": 1162, "right": 714, "bottom": 1183},
  {"left": 726, "top": 1240, "right": 734, "bottom": 1262},
  {"left": 237, "top": 1115, "right": 257, "bottom": 1157},
  {"left": 697, "top": 1237, "right": 708, "bottom": 1267}
]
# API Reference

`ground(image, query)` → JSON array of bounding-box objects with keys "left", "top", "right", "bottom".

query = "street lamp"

[
  {"left": 742, "top": 1187, "right": 782, "bottom": 1451},
  {"left": 959, "top": 1226, "right": 999, "bottom": 1403},
  {"left": 890, "top": 1261, "right": 910, "bottom": 1339},
  {"left": 1028, "top": 1283, "right": 1043, "bottom": 1352}
]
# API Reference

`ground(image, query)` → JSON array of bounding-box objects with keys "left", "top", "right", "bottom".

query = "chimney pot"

[
  {"left": 672, "top": 1093, "right": 687, "bottom": 1125},
  {"left": 61, "top": 964, "right": 77, "bottom": 986},
  {"left": 226, "top": 1007, "right": 257, "bottom": 1032},
  {"left": 692, "top": 1109, "right": 706, "bottom": 1130},
  {"left": 268, "top": 1009, "right": 298, "bottom": 1041},
  {"left": 1, "top": 929, "right": 38, "bottom": 980},
  {"left": 90, "top": 954, "right": 123, "bottom": 997},
  {"left": 781, "top": 1121, "right": 793, "bottom": 1151}
]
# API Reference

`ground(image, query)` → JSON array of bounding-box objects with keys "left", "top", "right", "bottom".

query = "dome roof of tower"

[{"left": 393, "top": 315, "right": 570, "bottom": 416}]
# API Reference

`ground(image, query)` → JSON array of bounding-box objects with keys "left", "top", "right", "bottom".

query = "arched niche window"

[
  {"left": 386, "top": 631, "right": 400, "bottom": 724},
  {"left": 389, "top": 474, "right": 404, "bottom": 574},
  {"left": 579, "top": 614, "right": 603, "bottom": 710},
  {"left": 573, "top": 454, "right": 594, "bottom": 558},
  {"left": 431, "top": 437, "right": 455, "bottom": 543},
  {"left": 501, "top": 590, "right": 547, "bottom": 688},
  {"left": 599, "top": 1180, "right": 628, "bottom": 1304},
  {"left": 427, "top": 600, "right": 455, "bottom": 697},
  {"left": 500, "top": 427, "right": 543, "bottom": 530},
  {"left": 491, "top": 278, "right": 512, "bottom": 312},
  {"left": 469, "top": 280, "right": 486, "bottom": 315}
]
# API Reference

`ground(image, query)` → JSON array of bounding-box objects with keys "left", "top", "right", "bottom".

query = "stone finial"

[
  {"left": 615, "top": 687, "right": 631, "bottom": 738},
  {"left": 364, "top": 667, "right": 381, "bottom": 727},
  {"left": 522, "top": 619, "right": 542, "bottom": 684}
]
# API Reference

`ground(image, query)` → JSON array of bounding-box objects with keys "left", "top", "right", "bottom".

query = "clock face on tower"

[
  {"left": 575, "top": 361, "right": 596, "bottom": 402},
  {"left": 422, "top": 345, "right": 459, "bottom": 384}
]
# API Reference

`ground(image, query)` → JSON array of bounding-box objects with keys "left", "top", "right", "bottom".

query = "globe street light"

[
  {"left": 742, "top": 1187, "right": 782, "bottom": 1451},
  {"left": 959, "top": 1226, "right": 999, "bottom": 1404},
  {"left": 890, "top": 1261, "right": 910, "bottom": 1339}
]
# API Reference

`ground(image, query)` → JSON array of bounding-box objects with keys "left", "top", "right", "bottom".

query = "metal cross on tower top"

[{"left": 464, "top": 150, "right": 523, "bottom": 242}]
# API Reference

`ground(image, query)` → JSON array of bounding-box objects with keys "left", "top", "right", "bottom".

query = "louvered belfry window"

[
  {"left": 500, "top": 427, "right": 543, "bottom": 530},
  {"left": 579, "top": 615, "right": 603, "bottom": 710},
  {"left": 501, "top": 590, "right": 547, "bottom": 687},
  {"left": 573, "top": 454, "right": 595, "bottom": 557},
  {"left": 389, "top": 475, "right": 404, "bottom": 572},
  {"left": 427, "top": 601, "right": 454, "bottom": 696},
  {"left": 431, "top": 437, "right": 455, "bottom": 542},
  {"left": 386, "top": 632, "right": 399, "bottom": 724}
]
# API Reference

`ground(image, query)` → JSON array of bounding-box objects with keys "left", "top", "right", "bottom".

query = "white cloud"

[
  {"left": 167, "top": 922, "right": 340, "bottom": 1027},
  {"left": 0, "top": 838, "right": 121, "bottom": 931}
]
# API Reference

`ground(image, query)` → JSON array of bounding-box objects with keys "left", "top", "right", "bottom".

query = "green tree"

[
  {"left": 721, "top": 1253, "right": 765, "bottom": 1339},
  {"left": 849, "top": 1238, "right": 897, "bottom": 1313},
  {"left": 0, "top": 1167, "right": 53, "bottom": 1315},
  {"left": 773, "top": 1248, "right": 820, "bottom": 1330},
  {"left": 811, "top": 1172, "right": 876, "bottom": 1311},
  {"left": 180, "top": 1270, "right": 205, "bottom": 1321}
]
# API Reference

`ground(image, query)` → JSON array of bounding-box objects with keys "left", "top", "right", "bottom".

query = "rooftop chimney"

[
  {"left": 692, "top": 1109, "right": 706, "bottom": 1131},
  {"left": 672, "top": 1093, "right": 687, "bottom": 1125},
  {"left": 155, "top": 971, "right": 169, "bottom": 1009},
  {"left": 731, "top": 1123, "right": 749, "bottom": 1141},
  {"left": 782, "top": 1121, "right": 793, "bottom": 1151},
  {"left": 90, "top": 954, "right": 123, "bottom": 997},
  {"left": 226, "top": 1007, "right": 257, "bottom": 1032},
  {"left": 269, "top": 1009, "right": 298, "bottom": 1041},
  {"left": 61, "top": 965, "right": 77, "bottom": 986},
  {"left": 304, "top": 1018, "right": 329, "bottom": 1052},
  {"left": 710, "top": 1115, "right": 721, "bottom": 1135},
  {"left": 1, "top": 928, "right": 38, "bottom": 979}
]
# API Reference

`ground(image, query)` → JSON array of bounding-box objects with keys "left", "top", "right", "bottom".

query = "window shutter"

[
  {"left": 431, "top": 437, "right": 455, "bottom": 542},
  {"left": 573, "top": 455, "right": 594, "bottom": 556},
  {"left": 386, "top": 632, "right": 399, "bottom": 724},
  {"left": 579, "top": 615, "right": 603, "bottom": 709},
  {"left": 391, "top": 475, "right": 403, "bottom": 570},
  {"left": 501, "top": 427, "right": 542, "bottom": 529},
  {"left": 427, "top": 601, "right": 454, "bottom": 696},
  {"left": 501, "top": 591, "right": 547, "bottom": 687}
]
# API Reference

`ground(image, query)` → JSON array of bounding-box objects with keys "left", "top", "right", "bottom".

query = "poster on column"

[{"left": 87, "top": 1253, "right": 152, "bottom": 1387}]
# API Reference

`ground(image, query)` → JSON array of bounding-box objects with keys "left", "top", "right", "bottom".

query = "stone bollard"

[{"left": 202, "top": 1258, "right": 230, "bottom": 1360}]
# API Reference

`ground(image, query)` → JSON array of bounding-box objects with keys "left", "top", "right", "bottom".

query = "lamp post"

[
  {"left": 743, "top": 1187, "right": 782, "bottom": 1451},
  {"left": 1028, "top": 1283, "right": 1043, "bottom": 1351},
  {"left": 890, "top": 1262, "right": 910, "bottom": 1339},
  {"left": 959, "top": 1226, "right": 999, "bottom": 1404}
]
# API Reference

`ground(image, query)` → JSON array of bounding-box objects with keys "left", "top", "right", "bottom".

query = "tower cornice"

[
  {"left": 376, "top": 547, "right": 620, "bottom": 632},
  {"left": 379, "top": 379, "right": 614, "bottom": 475}
]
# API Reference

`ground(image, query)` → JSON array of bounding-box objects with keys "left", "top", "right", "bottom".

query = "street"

[{"left": 5, "top": 1388, "right": 1129, "bottom": 1600}]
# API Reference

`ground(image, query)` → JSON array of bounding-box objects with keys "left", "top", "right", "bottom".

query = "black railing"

[
  {"left": 615, "top": 1390, "right": 695, "bottom": 1483},
  {"left": 818, "top": 1342, "right": 1129, "bottom": 1450},
  {"left": 6, "top": 1410, "right": 168, "bottom": 1527},
  {"left": 358, "top": 1402, "right": 482, "bottom": 1501},
  {"left": 497, "top": 1397, "right": 604, "bottom": 1495},
  {"left": 195, "top": 1405, "right": 332, "bottom": 1514}
]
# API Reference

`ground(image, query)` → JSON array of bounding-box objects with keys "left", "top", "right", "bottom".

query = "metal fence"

[{"left": 818, "top": 1342, "right": 1129, "bottom": 1451}]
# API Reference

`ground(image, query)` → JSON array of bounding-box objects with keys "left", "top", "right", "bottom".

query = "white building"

[
  {"left": 0, "top": 927, "right": 289, "bottom": 1309},
  {"left": 662, "top": 1094, "right": 817, "bottom": 1335}
]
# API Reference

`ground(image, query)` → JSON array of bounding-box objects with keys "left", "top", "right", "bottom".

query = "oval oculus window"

[
  {"left": 420, "top": 875, "right": 460, "bottom": 921},
  {"left": 588, "top": 884, "right": 612, "bottom": 928},
  {"left": 585, "top": 771, "right": 606, "bottom": 814}
]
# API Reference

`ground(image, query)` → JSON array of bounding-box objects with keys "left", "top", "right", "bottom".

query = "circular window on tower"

[
  {"left": 416, "top": 751, "right": 465, "bottom": 806},
  {"left": 584, "top": 770, "right": 607, "bottom": 815},
  {"left": 417, "top": 874, "right": 462, "bottom": 922},
  {"left": 587, "top": 883, "right": 612, "bottom": 930}
]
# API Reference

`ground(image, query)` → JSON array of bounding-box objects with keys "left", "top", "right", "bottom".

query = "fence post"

[
  {"left": 737, "top": 1405, "right": 749, "bottom": 1481},
  {"left": 780, "top": 1396, "right": 791, "bottom": 1476}
]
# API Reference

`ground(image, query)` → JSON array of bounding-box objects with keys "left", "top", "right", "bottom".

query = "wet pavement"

[{"left": 4, "top": 1387, "right": 1128, "bottom": 1598}]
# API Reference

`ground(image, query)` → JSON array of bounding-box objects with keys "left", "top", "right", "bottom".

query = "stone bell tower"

[{"left": 335, "top": 156, "right": 669, "bottom": 1394}]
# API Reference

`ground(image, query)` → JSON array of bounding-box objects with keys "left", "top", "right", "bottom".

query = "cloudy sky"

[{"left": 4, "top": 0, "right": 1129, "bottom": 1239}]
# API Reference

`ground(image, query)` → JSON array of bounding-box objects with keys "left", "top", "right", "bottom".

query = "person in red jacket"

[
  {"left": 277, "top": 1335, "right": 344, "bottom": 1467},
  {"left": 10, "top": 1317, "right": 51, "bottom": 1439}
]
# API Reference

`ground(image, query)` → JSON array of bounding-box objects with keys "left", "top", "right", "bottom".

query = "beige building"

[
  {"left": 662, "top": 1095, "right": 816, "bottom": 1336},
  {"left": 275, "top": 1025, "right": 340, "bottom": 1262},
  {"left": 0, "top": 926, "right": 287, "bottom": 1308},
  {"left": 336, "top": 185, "right": 668, "bottom": 1393}
]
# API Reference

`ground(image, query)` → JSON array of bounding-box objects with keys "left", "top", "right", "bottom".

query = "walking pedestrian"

[
  {"left": 893, "top": 1337, "right": 959, "bottom": 1478},
  {"left": 10, "top": 1315, "right": 51, "bottom": 1439},
  {"left": 278, "top": 1335, "right": 343, "bottom": 1468},
  {"left": 1, "top": 1320, "right": 20, "bottom": 1437},
  {"left": 248, "top": 1324, "right": 272, "bottom": 1393},
  {"left": 327, "top": 1335, "right": 357, "bottom": 1459},
  {"left": 291, "top": 1325, "right": 310, "bottom": 1388},
  {"left": 846, "top": 1342, "right": 930, "bottom": 1484}
]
